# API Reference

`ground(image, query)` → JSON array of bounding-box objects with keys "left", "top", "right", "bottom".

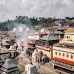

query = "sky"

[{"left": 0, "top": 0, "right": 74, "bottom": 22}]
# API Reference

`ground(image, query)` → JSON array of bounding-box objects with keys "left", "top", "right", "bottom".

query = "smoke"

[
  {"left": 7, "top": 20, "right": 38, "bottom": 55},
  {"left": 12, "top": 24, "right": 30, "bottom": 54}
]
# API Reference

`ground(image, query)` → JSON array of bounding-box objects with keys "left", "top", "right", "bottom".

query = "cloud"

[{"left": 0, "top": 0, "right": 74, "bottom": 22}]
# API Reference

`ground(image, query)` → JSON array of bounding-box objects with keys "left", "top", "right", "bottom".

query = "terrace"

[{"left": 35, "top": 44, "right": 51, "bottom": 52}]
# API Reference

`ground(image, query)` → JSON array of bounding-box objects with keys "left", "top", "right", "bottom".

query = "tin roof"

[
  {"left": 57, "top": 28, "right": 67, "bottom": 31},
  {"left": 54, "top": 31, "right": 64, "bottom": 34},
  {"left": 42, "top": 27, "right": 58, "bottom": 30},
  {"left": 40, "top": 34, "right": 59, "bottom": 41},
  {"left": 53, "top": 57, "right": 74, "bottom": 66}
]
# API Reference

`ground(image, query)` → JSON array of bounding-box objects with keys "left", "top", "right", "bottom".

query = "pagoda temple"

[{"left": 0, "top": 58, "right": 21, "bottom": 74}]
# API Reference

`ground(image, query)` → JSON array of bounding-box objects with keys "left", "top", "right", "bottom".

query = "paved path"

[{"left": 16, "top": 55, "right": 69, "bottom": 74}]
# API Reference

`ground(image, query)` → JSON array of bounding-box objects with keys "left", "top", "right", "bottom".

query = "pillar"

[{"left": 53, "top": 64, "right": 55, "bottom": 69}]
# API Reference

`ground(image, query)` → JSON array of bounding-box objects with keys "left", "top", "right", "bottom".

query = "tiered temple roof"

[
  {"left": 0, "top": 58, "right": 20, "bottom": 74},
  {"left": 40, "top": 34, "right": 59, "bottom": 41}
]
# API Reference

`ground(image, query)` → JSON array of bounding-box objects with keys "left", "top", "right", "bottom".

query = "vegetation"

[
  {"left": 0, "top": 16, "right": 74, "bottom": 31},
  {"left": 5, "top": 34, "right": 9, "bottom": 37},
  {"left": 0, "top": 16, "right": 56, "bottom": 31}
]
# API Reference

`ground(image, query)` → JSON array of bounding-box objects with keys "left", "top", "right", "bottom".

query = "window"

[
  {"left": 63, "top": 53, "right": 65, "bottom": 56},
  {"left": 69, "top": 36, "right": 70, "bottom": 39},
  {"left": 55, "top": 52, "right": 57, "bottom": 55},
  {"left": 59, "top": 52, "right": 61, "bottom": 56},
  {"left": 41, "top": 35, "right": 42, "bottom": 37},
  {"left": 67, "top": 36, "right": 68, "bottom": 38},
  {"left": 71, "top": 55, "right": 73, "bottom": 59},
  {"left": 66, "top": 54, "right": 69, "bottom": 58}
]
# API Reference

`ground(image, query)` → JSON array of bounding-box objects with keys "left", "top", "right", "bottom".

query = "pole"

[{"left": 1, "top": 37, "right": 2, "bottom": 48}]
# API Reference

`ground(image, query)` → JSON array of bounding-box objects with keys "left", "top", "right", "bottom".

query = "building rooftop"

[
  {"left": 64, "top": 28, "right": 74, "bottom": 32},
  {"left": 53, "top": 57, "right": 74, "bottom": 66},
  {"left": 42, "top": 27, "right": 58, "bottom": 30},
  {"left": 57, "top": 28, "right": 67, "bottom": 31},
  {"left": 2, "top": 58, "right": 17, "bottom": 69},
  {"left": 40, "top": 34, "right": 59, "bottom": 41},
  {"left": 37, "top": 31, "right": 50, "bottom": 35},
  {"left": 0, "top": 58, "right": 20, "bottom": 73},
  {"left": 54, "top": 31, "right": 64, "bottom": 34},
  {"left": 3, "top": 42, "right": 10, "bottom": 46}
]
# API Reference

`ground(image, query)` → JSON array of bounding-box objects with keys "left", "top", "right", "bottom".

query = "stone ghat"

[{"left": 14, "top": 55, "right": 30, "bottom": 66}]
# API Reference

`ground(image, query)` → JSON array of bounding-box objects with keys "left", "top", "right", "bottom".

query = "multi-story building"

[
  {"left": 52, "top": 28, "right": 74, "bottom": 72},
  {"left": 36, "top": 34, "right": 59, "bottom": 59}
]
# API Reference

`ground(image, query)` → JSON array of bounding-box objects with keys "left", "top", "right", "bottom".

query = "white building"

[
  {"left": 32, "top": 49, "right": 38, "bottom": 62},
  {"left": 25, "top": 64, "right": 38, "bottom": 74}
]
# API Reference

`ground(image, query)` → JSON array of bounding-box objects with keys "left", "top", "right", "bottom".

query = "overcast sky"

[{"left": 0, "top": 0, "right": 74, "bottom": 22}]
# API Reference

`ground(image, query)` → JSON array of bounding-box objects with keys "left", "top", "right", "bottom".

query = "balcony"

[
  {"left": 53, "top": 46, "right": 74, "bottom": 53},
  {"left": 60, "top": 39, "right": 74, "bottom": 46},
  {"left": 35, "top": 45, "right": 51, "bottom": 52}
]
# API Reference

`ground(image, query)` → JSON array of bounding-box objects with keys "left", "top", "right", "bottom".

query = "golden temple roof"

[{"left": 64, "top": 28, "right": 74, "bottom": 32}]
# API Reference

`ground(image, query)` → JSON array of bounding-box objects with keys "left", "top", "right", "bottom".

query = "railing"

[
  {"left": 35, "top": 45, "right": 51, "bottom": 51},
  {"left": 53, "top": 46, "right": 74, "bottom": 53}
]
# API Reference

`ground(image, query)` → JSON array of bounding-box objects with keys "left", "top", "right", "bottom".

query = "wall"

[
  {"left": 53, "top": 46, "right": 74, "bottom": 61},
  {"left": 36, "top": 48, "right": 52, "bottom": 59}
]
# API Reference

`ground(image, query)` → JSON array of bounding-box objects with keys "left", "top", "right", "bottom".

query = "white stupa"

[
  {"left": 26, "top": 27, "right": 29, "bottom": 31},
  {"left": 13, "top": 27, "right": 16, "bottom": 32},
  {"left": 19, "top": 26, "right": 23, "bottom": 32}
]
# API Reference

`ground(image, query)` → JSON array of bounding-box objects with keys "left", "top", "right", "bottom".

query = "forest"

[{"left": 0, "top": 16, "right": 74, "bottom": 31}]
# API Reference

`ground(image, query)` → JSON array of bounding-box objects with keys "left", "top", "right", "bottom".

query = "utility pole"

[{"left": 1, "top": 37, "right": 2, "bottom": 48}]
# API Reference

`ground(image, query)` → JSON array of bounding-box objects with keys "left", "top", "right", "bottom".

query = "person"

[
  {"left": 29, "top": 58, "right": 32, "bottom": 64},
  {"left": 59, "top": 72, "right": 61, "bottom": 74},
  {"left": 38, "top": 62, "right": 40, "bottom": 68}
]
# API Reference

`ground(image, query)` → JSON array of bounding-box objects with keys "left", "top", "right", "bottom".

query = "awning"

[{"left": 53, "top": 57, "right": 74, "bottom": 66}]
